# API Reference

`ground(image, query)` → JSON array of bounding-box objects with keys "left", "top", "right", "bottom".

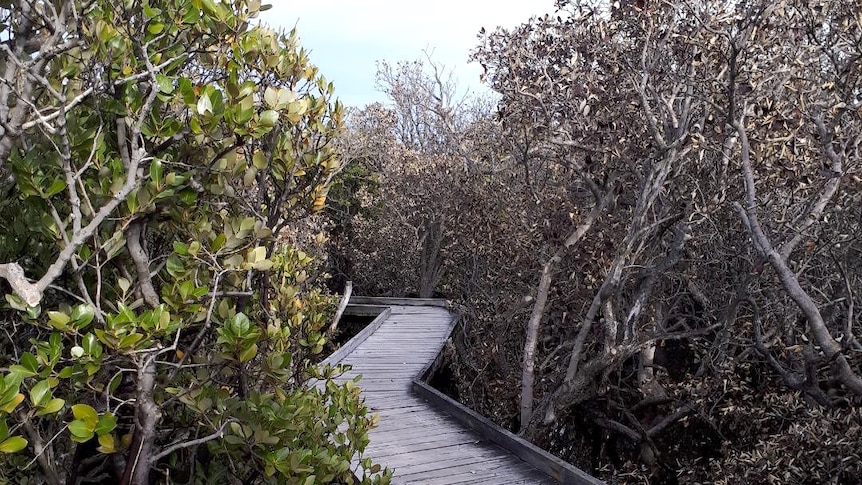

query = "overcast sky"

[{"left": 260, "top": 1, "right": 555, "bottom": 107}]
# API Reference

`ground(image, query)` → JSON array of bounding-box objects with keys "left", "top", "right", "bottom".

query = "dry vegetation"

[{"left": 329, "top": 1, "right": 862, "bottom": 483}]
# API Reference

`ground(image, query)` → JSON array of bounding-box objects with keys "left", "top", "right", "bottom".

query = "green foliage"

[{"left": 0, "top": 1, "right": 388, "bottom": 483}]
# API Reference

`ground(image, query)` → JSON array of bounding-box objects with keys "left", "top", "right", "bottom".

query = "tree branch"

[
  {"left": 734, "top": 121, "right": 862, "bottom": 396},
  {"left": 150, "top": 421, "right": 230, "bottom": 464},
  {"left": 327, "top": 280, "right": 352, "bottom": 335},
  {"left": 126, "top": 219, "right": 159, "bottom": 308}
]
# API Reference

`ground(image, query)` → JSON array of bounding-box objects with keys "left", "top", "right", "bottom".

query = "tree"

[
  {"left": 0, "top": 1, "right": 389, "bottom": 483},
  {"left": 439, "top": 0, "right": 861, "bottom": 480},
  {"left": 339, "top": 58, "right": 499, "bottom": 299}
]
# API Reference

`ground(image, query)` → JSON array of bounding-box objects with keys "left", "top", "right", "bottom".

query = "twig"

[{"left": 150, "top": 421, "right": 231, "bottom": 463}]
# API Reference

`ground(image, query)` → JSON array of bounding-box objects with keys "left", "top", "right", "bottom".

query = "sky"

[{"left": 260, "top": 1, "right": 555, "bottom": 107}]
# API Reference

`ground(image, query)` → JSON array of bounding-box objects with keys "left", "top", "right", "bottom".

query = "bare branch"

[
  {"left": 150, "top": 421, "right": 231, "bottom": 464},
  {"left": 328, "top": 281, "right": 353, "bottom": 335},
  {"left": 126, "top": 219, "right": 160, "bottom": 308},
  {"left": 735, "top": 122, "right": 862, "bottom": 396}
]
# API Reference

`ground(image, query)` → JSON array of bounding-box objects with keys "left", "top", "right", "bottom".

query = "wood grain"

[{"left": 333, "top": 302, "right": 600, "bottom": 484}]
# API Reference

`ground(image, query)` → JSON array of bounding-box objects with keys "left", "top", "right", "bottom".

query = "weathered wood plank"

[
  {"left": 393, "top": 456, "right": 536, "bottom": 484},
  {"left": 320, "top": 307, "right": 391, "bottom": 366},
  {"left": 349, "top": 296, "right": 450, "bottom": 307},
  {"left": 386, "top": 452, "right": 516, "bottom": 477},
  {"left": 368, "top": 429, "right": 477, "bottom": 448},
  {"left": 412, "top": 379, "right": 603, "bottom": 485},
  {"left": 344, "top": 304, "right": 390, "bottom": 316},
  {"left": 367, "top": 435, "right": 485, "bottom": 458},
  {"left": 324, "top": 298, "right": 601, "bottom": 485}
]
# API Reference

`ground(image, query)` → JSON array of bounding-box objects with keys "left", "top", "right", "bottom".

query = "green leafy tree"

[{"left": 0, "top": 1, "right": 389, "bottom": 483}]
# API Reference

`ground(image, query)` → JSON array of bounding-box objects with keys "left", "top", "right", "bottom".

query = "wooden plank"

[
  {"left": 370, "top": 405, "right": 427, "bottom": 417},
  {"left": 379, "top": 440, "right": 503, "bottom": 467},
  {"left": 415, "top": 463, "right": 552, "bottom": 485},
  {"left": 372, "top": 416, "right": 454, "bottom": 433},
  {"left": 368, "top": 434, "right": 484, "bottom": 458},
  {"left": 342, "top": 367, "right": 418, "bottom": 372},
  {"left": 344, "top": 304, "right": 390, "bottom": 316},
  {"left": 412, "top": 380, "right": 603, "bottom": 485},
  {"left": 366, "top": 398, "right": 426, "bottom": 409},
  {"left": 367, "top": 400, "right": 429, "bottom": 411},
  {"left": 393, "top": 456, "right": 525, "bottom": 484},
  {"left": 327, "top": 298, "right": 601, "bottom": 485},
  {"left": 349, "top": 296, "right": 450, "bottom": 307},
  {"left": 385, "top": 449, "right": 512, "bottom": 476},
  {"left": 348, "top": 350, "right": 439, "bottom": 357},
  {"left": 320, "top": 307, "right": 391, "bottom": 366},
  {"left": 369, "top": 428, "right": 476, "bottom": 447}
]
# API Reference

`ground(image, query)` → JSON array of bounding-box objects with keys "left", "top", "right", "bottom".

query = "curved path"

[{"left": 328, "top": 302, "right": 572, "bottom": 484}]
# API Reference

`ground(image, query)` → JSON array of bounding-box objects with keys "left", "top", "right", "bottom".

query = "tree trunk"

[
  {"left": 127, "top": 219, "right": 159, "bottom": 308},
  {"left": 121, "top": 357, "right": 160, "bottom": 485},
  {"left": 735, "top": 122, "right": 862, "bottom": 397},
  {"left": 519, "top": 188, "right": 611, "bottom": 431}
]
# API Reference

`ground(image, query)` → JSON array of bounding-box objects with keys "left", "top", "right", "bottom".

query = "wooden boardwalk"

[{"left": 330, "top": 304, "right": 559, "bottom": 484}]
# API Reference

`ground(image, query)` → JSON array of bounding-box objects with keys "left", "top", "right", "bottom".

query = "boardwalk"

[{"left": 330, "top": 304, "right": 559, "bottom": 484}]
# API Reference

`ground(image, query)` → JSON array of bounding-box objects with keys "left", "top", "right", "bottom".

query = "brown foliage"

[{"left": 339, "top": 1, "right": 862, "bottom": 481}]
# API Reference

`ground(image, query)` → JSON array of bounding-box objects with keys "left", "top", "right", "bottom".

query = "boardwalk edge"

[
  {"left": 411, "top": 314, "right": 605, "bottom": 485},
  {"left": 321, "top": 306, "right": 392, "bottom": 366}
]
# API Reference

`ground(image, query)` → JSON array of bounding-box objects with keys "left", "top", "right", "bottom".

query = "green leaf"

[
  {"left": 72, "top": 404, "right": 98, "bottom": 427},
  {"left": 173, "top": 242, "right": 188, "bottom": 256},
  {"left": 147, "top": 22, "right": 164, "bottom": 35},
  {"left": 5, "top": 294, "right": 27, "bottom": 311},
  {"left": 251, "top": 259, "right": 273, "bottom": 271},
  {"left": 36, "top": 398, "right": 65, "bottom": 416},
  {"left": 178, "top": 280, "right": 194, "bottom": 300},
  {"left": 82, "top": 333, "right": 102, "bottom": 359},
  {"left": 202, "top": 0, "right": 220, "bottom": 15},
  {"left": 29, "top": 380, "right": 51, "bottom": 407},
  {"left": 0, "top": 393, "right": 24, "bottom": 413},
  {"left": 142, "top": 4, "right": 162, "bottom": 19},
  {"left": 0, "top": 436, "right": 27, "bottom": 453},
  {"left": 60, "top": 63, "right": 80, "bottom": 79},
  {"left": 166, "top": 256, "right": 185, "bottom": 276},
  {"left": 97, "top": 433, "right": 116, "bottom": 453},
  {"left": 118, "top": 333, "right": 143, "bottom": 348},
  {"left": 95, "top": 413, "right": 117, "bottom": 436},
  {"left": 149, "top": 160, "right": 163, "bottom": 185},
  {"left": 26, "top": 304, "right": 41, "bottom": 319},
  {"left": 252, "top": 151, "right": 268, "bottom": 169},
  {"left": 43, "top": 179, "right": 67, "bottom": 198},
  {"left": 211, "top": 233, "right": 226, "bottom": 252},
  {"left": 71, "top": 304, "right": 95, "bottom": 329},
  {"left": 239, "top": 343, "right": 258, "bottom": 362},
  {"left": 259, "top": 110, "right": 278, "bottom": 128},
  {"left": 126, "top": 188, "right": 139, "bottom": 214},
  {"left": 249, "top": 246, "right": 266, "bottom": 264},
  {"left": 48, "top": 311, "right": 71, "bottom": 330},
  {"left": 117, "top": 277, "right": 131, "bottom": 294},
  {"left": 68, "top": 419, "right": 94, "bottom": 442},
  {"left": 8, "top": 365, "right": 36, "bottom": 378},
  {"left": 197, "top": 93, "right": 213, "bottom": 116},
  {"left": 230, "top": 313, "right": 251, "bottom": 335},
  {"left": 156, "top": 74, "right": 174, "bottom": 94},
  {"left": 188, "top": 241, "right": 201, "bottom": 257},
  {"left": 21, "top": 352, "right": 38, "bottom": 372}
]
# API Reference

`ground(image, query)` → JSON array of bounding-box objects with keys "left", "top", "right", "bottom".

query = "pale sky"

[{"left": 261, "top": 1, "right": 555, "bottom": 107}]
